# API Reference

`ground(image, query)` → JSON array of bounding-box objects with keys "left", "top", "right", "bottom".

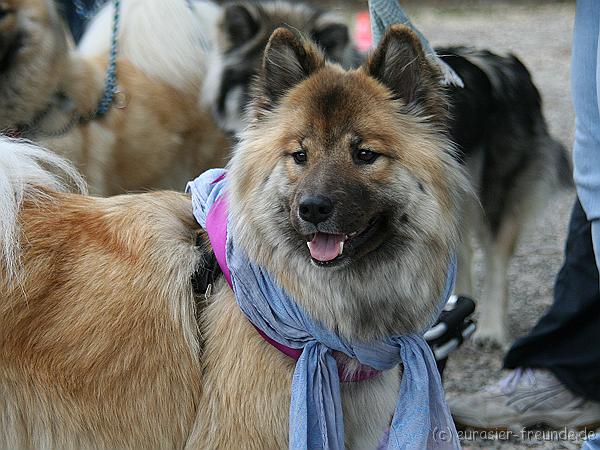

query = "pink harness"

[{"left": 204, "top": 180, "right": 379, "bottom": 383}]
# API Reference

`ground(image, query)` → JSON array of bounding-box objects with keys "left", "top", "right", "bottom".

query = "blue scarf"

[{"left": 187, "top": 169, "right": 460, "bottom": 449}]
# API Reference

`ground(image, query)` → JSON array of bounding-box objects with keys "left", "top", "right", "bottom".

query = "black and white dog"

[
  {"left": 197, "top": 1, "right": 572, "bottom": 346},
  {"left": 440, "top": 48, "right": 572, "bottom": 345}
]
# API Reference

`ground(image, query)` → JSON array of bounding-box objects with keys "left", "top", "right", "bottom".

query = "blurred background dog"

[{"left": 0, "top": 0, "right": 229, "bottom": 195}]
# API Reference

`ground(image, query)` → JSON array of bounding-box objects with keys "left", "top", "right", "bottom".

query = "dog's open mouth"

[{"left": 306, "top": 215, "right": 386, "bottom": 267}]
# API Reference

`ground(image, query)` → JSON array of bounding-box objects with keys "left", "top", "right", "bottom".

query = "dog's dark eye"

[
  {"left": 355, "top": 149, "right": 380, "bottom": 164},
  {"left": 292, "top": 151, "right": 307, "bottom": 165}
]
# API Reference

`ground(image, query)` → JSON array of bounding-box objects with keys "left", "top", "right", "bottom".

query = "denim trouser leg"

[
  {"left": 572, "top": 0, "right": 600, "bottom": 272},
  {"left": 583, "top": 432, "right": 600, "bottom": 450}
]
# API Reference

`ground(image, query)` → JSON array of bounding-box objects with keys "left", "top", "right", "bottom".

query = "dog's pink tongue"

[{"left": 307, "top": 233, "right": 344, "bottom": 262}]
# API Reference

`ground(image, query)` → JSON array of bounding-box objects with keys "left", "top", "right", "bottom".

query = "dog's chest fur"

[{"left": 188, "top": 283, "right": 399, "bottom": 450}]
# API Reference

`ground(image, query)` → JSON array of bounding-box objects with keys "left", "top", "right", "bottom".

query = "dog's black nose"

[{"left": 299, "top": 195, "right": 334, "bottom": 225}]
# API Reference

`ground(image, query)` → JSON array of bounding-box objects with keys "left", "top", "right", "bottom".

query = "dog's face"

[
  {"left": 0, "top": 0, "right": 68, "bottom": 127},
  {"left": 203, "top": 1, "right": 360, "bottom": 134},
  {"left": 229, "top": 25, "right": 466, "bottom": 340}
]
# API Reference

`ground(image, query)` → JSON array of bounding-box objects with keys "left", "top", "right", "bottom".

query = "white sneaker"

[{"left": 448, "top": 368, "right": 600, "bottom": 430}]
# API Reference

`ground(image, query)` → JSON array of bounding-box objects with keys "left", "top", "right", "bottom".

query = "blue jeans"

[
  {"left": 570, "top": 3, "right": 600, "bottom": 448},
  {"left": 572, "top": 0, "right": 600, "bottom": 273},
  {"left": 583, "top": 434, "right": 600, "bottom": 450}
]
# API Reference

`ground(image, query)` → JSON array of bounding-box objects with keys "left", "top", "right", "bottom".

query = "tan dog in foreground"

[
  {"left": 0, "top": 0, "right": 228, "bottom": 195},
  {"left": 0, "top": 26, "right": 466, "bottom": 449}
]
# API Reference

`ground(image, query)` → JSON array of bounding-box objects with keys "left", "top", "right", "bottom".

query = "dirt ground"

[
  {"left": 333, "top": 1, "right": 590, "bottom": 448},
  {"left": 396, "top": 2, "right": 583, "bottom": 449}
]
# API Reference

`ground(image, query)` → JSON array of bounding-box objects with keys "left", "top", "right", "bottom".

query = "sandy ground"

[{"left": 394, "top": 2, "right": 585, "bottom": 449}]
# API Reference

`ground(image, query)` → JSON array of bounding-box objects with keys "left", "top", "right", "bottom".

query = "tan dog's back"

[{"left": 1, "top": 187, "right": 202, "bottom": 449}]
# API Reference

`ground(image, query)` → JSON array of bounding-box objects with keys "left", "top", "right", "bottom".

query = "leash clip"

[{"left": 113, "top": 90, "right": 128, "bottom": 109}]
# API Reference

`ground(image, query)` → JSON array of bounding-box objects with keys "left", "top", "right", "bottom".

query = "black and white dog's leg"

[{"left": 475, "top": 214, "right": 520, "bottom": 347}]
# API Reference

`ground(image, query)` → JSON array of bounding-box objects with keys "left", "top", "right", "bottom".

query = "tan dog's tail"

[{"left": 0, "top": 137, "right": 85, "bottom": 278}]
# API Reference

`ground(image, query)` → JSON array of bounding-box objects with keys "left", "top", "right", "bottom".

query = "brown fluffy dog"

[
  {"left": 0, "top": 25, "right": 466, "bottom": 449},
  {"left": 0, "top": 0, "right": 228, "bottom": 195}
]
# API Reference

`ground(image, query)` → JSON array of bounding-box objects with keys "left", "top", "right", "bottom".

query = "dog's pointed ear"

[
  {"left": 312, "top": 20, "right": 350, "bottom": 63},
  {"left": 222, "top": 3, "right": 259, "bottom": 49},
  {"left": 364, "top": 25, "right": 445, "bottom": 118},
  {"left": 259, "top": 27, "right": 325, "bottom": 106}
]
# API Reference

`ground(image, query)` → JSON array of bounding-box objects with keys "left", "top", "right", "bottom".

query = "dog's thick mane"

[
  {"left": 79, "top": 0, "right": 210, "bottom": 92},
  {"left": 0, "top": 137, "right": 86, "bottom": 278},
  {"left": 0, "top": 0, "right": 69, "bottom": 129},
  {"left": 229, "top": 122, "right": 465, "bottom": 341}
]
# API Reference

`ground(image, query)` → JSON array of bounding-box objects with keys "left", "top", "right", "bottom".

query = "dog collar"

[
  {"left": 9, "top": 93, "right": 81, "bottom": 139},
  {"left": 204, "top": 175, "right": 380, "bottom": 383}
]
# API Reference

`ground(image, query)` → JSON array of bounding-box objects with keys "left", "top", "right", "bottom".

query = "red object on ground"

[{"left": 354, "top": 10, "right": 372, "bottom": 52}]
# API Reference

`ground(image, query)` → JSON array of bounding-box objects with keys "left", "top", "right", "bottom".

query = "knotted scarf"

[{"left": 187, "top": 169, "right": 460, "bottom": 449}]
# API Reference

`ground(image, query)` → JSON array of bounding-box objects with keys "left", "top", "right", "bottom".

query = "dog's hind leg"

[{"left": 474, "top": 213, "right": 521, "bottom": 347}]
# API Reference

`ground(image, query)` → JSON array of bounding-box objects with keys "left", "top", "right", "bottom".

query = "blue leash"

[
  {"left": 95, "top": 0, "right": 120, "bottom": 117},
  {"left": 72, "top": 0, "right": 120, "bottom": 119}
]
